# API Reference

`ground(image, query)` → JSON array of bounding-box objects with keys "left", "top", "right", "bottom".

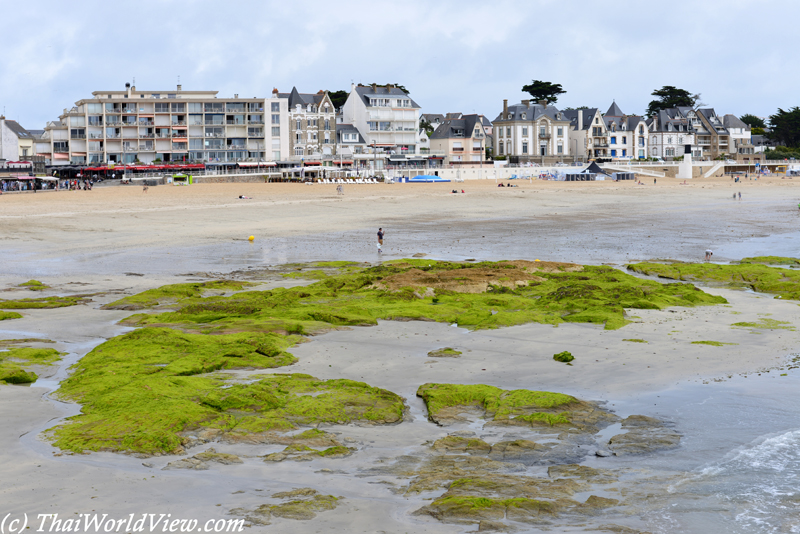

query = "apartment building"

[
  {"left": 430, "top": 114, "right": 486, "bottom": 163},
  {"left": 340, "top": 84, "right": 421, "bottom": 155},
  {"left": 723, "top": 115, "right": 758, "bottom": 160},
  {"left": 0, "top": 117, "right": 36, "bottom": 160},
  {"left": 646, "top": 107, "right": 699, "bottom": 159},
  {"left": 602, "top": 102, "right": 649, "bottom": 159},
  {"left": 493, "top": 99, "right": 572, "bottom": 161},
  {"left": 268, "top": 88, "right": 336, "bottom": 160},
  {"left": 35, "top": 84, "right": 267, "bottom": 165}
]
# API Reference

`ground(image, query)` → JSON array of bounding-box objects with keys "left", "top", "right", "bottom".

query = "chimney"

[
  {"left": 503, "top": 99, "right": 508, "bottom": 116},
  {"left": 125, "top": 82, "right": 131, "bottom": 98},
  {"left": 522, "top": 99, "right": 530, "bottom": 107},
  {"left": 371, "top": 83, "right": 377, "bottom": 93},
  {"left": 177, "top": 84, "right": 182, "bottom": 91},
  {"left": 234, "top": 94, "right": 238, "bottom": 98},
  {"left": 273, "top": 88, "right": 279, "bottom": 95},
  {"left": 577, "top": 110, "right": 583, "bottom": 130},
  {"left": 538, "top": 100, "right": 547, "bottom": 107}
]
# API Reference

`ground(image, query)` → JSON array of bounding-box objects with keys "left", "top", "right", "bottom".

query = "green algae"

[
  {"left": 19, "top": 280, "right": 49, "bottom": 291},
  {"left": 623, "top": 338, "right": 648, "bottom": 343},
  {"left": 0, "top": 311, "right": 23, "bottom": 320},
  {"left": 691, "top": 341, "right": 738, "bottom": 346},
  {"left": 51, "top": 336, "right": 405, "bottom": 454},
  {"left": 628, "top": 261, "right": 800, "bottom": 300},
  {"left": 732, "top": 318, "right": 795, "bottom": 330},
  {"left": 103, "top": 280, "right": 253, "bottom": 310},
  {"left": 0, "top": 365, "right": 38, "bottom": 384},
  {"left": 553, "top": 351, "right": 574, "bottom": 363},
  {"left": 280, "top": 270, "right": 328, "bottom": 280},
  {"left": 428, "top": 347, "right": 463, "bottom": 358},
  {"left": 417, "top": 383, "right": 577, "bottom": 427},
  {"left": 0, "top": 347, "right": 64, "bottom": 385},
  {"left": 124, "top": 260, "right": 726, "bottom": 333},
  {"left": 740, "top": 256, "right": 800, "bottom": 266},
  {"left": 0, "top": 338, "right": 55, "bottom": 348},
  {"left": 0, "top": 295, "right": 89, "bottom": 309}
]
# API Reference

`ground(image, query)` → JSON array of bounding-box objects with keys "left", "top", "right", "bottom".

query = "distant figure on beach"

[
  {"left": 143, "top": 186, "right": 149, "bottom": 193},
  {"left": 377, "top": 228, "right": 384, "bottom": 253},
  {"left": 336, "top": 184, "right": 343, "bottom": 195},
  {"left": 238, "top": 195, "right": 250, "bottom": 199},
  {"left": 738, "top": 192, "right": 741, "bottom": 200},
  {"left": 705, "top": 249, "right": 713, "bottom": 261},
  {"left": 733, "top": 193, "right": 736, "bottom": 200},
  {"left": 654, "top": 178, "right": 657, "bottom": 185}
]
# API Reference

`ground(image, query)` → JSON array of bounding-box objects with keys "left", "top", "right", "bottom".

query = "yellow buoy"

[
  {"left": 248, "top": 236, "right": 255, "bottom": 242},
  {"left": 535, "top": 259, "right": 541, "bottom": 262}
]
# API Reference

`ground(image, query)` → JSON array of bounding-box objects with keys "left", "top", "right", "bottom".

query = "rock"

[
  {"left": 478, "top": 520, "right": 513, "bottom": 531},
  {"left": 193, "top": 448, "right": 243, "bottom": 465},
  {"left": 432, "top": 435, "right": 491, "bottom": 454},
  {"left": 428, "top": 347, "right": 463, "bottom": 358},
  {"left": 595, "top": 450, "right": 613, "bottom": 457},
  {"left": 488, "top": 440, "right": 545, "bottom": 461},
  {"left": 621, "top": 415, "right": 662, "bottom": 428},
  {"left": 141, "top": 462, "right": 154, "bottom": 468},
  {"left": 163, "top": 458, "right": 209, "bottom": 470}
]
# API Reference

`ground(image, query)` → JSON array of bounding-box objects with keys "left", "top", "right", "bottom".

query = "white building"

[
  {"left": 646, "top": 107, "right": 699, "bottom": 159},
  {"left": 493, "top": 99, "right": 572, "bottom": 160},
  {"left": 602, "top": 102, "right": 649, "bottom": 160},
  {"left": 267, "top": 88, "right": 336, "bottom": 161},
  {"left": 0, "top": 117, "right": 36, "bottom": 161},
  {"left": 340, "top": 84, "right": 421, "bottom": 155},
  {"left": 563, "top": 108, "right": 607, "bottom": 159}
]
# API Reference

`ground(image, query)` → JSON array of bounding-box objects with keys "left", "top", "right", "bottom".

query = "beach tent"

[
  {"left": 585, "top": 161, "right": 611, "bottom": 176},
  {"left": 407, "top": 174, "right": 451, "bottom": 183}
]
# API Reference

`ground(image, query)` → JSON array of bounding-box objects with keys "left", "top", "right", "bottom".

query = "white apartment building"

[
  {"left": 493, "top": 99, "right": 571, "bottom": 159},
  {"left": 267, "top": 88, "right": 336, "bottom": 160},
  {"left": 35, "top": 84, "right": 267, "bottom": 165},
  {"left": 340, "top": 84, "right": 421, "bottom": 154},
  {"left": 646, "top": 107, "right": 699, "bottom": 159}
]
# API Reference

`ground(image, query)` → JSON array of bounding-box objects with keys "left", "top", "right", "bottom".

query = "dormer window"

[
  {"left": 507, "top": 114, "right": 512, "bottom": 120},
  {"left": 521, "top": 113, "right": 526, "bottom": 120}
]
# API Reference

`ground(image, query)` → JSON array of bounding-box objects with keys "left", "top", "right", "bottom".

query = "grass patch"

[
  {"left": 691, "top": 341, "right": 738, "bottom": 347},
  {"left": 740, "top": 256, "right": 800, "bottom": 266},
  {"left": 428, "top": 347, "right": 462, "bottom": 358},
  {"left": 628, "top": 261, "right": 800, "bottom": 300},
  {"left": 0, "top": 347, "right": 64, "bottom": 385},
  {"left": 103, "top": 280, "right": 253, "bottom": 310},
  {"left": 280, "top": 270, "right": 328, "bottom": 280},
  {"left": 623, "top": 338, "right": 648, "bottom": 343},
  {"left": 0, "top": 311, "right": 23, "bottom": 321},
  {"left": 732, "top": 318, "right": 795, "bottom": 331}
]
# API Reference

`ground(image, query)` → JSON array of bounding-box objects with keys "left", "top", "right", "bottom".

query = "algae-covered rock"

[
  {"left": 428, "top": 347, "right": 463, "bottom": 358},
  {"left": 163, "top": 447, "right": 243, "bottom": 470},
  {"left": 1, "top": 347, "right": 63, "bottom": 366},
  {"left": 163, "top": 458, "right": 209, "bottom": 470},
  {"left": 417, "top": 383, "right": 617, "bottom": 433},
  {"left": 19, "top": 280, "right": 49, "bottom": 291},
  {"left": 103, "top": 280, "right": 252, "bottom": 310},
  {"left": 0, "top": 365, "right": 38, "bottom": 384},
  {"left": 432, "top": 435, "right": 492, "bottom": 453},
  {"left": 0, "top": 311, "right": 23, "bottom": 321},
  {"left": 263, "top": 444, "right": 354, "bottom": 462},
  {"left": 234, "top": 488, "right": 342, "bottom": 524},
  {"left": 553, "top": 351, "right": 574, "bottom": 363},
  {"left": 607, "top": 415, "right": 681, "bottom": 455},
  {"left": 0, "top": 295, "right": 90, "bottom": 309}
]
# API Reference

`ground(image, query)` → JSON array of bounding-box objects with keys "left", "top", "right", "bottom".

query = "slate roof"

[
  {"left": 421, "top": 113, "right": 445, "bottom": 124},
  {"left": 493, "top": 102, "right": 570, "bottom": 123},
  {"left": 277, "top": 87, "right": 327, "bottom": 109},
  {"left": 605, "top": 101, "right": 625, "bottom": 117},
  {"left": 562, "top": 108, "right": 599, "bottom": 131},
  {"left": 431, "top": 114, "right": 483, "bottom": 139},
  {"left": 354, "top": 86, "right": 421, "bottom": 109},
  {"left": 3, "top": 120, "right": 33, "bottom": 139},
  {"left": 723, "top": 114, "right": 750, "bottom": 130},
  {"left": 335, "top": 123, "right": 366, "bottom": 144}
]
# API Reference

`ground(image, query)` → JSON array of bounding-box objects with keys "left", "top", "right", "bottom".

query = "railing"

[
  {"left": 172, "top": 120, "right": 187, "bottom": 126},
  {"left": 106, "top": 121, "right": 121, "bottom": 126},
  {"left": 139, "top": 134, "right": 154, "bottom": 138},
  {"left": 538, "top": 133, "right": 551, "bottom": 139},
  {"left": 121, "top": 108, "right": 137, "bottom": 113},
  {"left": 205, "top": 133, "right": 225, "bottom": 138},
  {"left": 105, "top": 109, "right": 121, "bottom": 113},
  {"left": 226, "top": 120, "right": 246, "bottom": 125},
  {"left": 121, "top": 122, "right": 138, "bottom": 126},
  {"left": 248, "top": 132, "right": 264, "bottom": 137},
  {"left": 106, "top": 134, "right": 120, "bottom": 139},
  {"left": 205, "top": 120, "right": 225, "bottom": 125},
  {"left": 138, "top": 145, "right": 154, "bottom": 151},
  {"left": 226, "top": 107, "right": 246, "bottom": 113},
  {"left": 452, "top": 147, "right": 464, "bottom": 152},
  {"left": 171, "top": 108, "right": 186, "bottom": 113},
  {"left": 204, "top": 107, "right": 225, "bottom": 113},
  {"left": 122, "top": 146, "right": 137, "bottom": 152},
  {"left": 154, "top": 108, "right": 172, "bottom": 113},
  {"left": 248, "top": 120, "right": 264, "bottom": 124},
  {"left": 227, "top": 146, "right": 246, "bottom": 150},
  {"left": 172, "top": 133, "right": 187, "bottom": 138},
  {"left": 88, "top": 122, "right": 103, "bottom": 127},
  {"left": 156, "top": 134, "right": 171, "bottom": 138},
  {"left": 138, "top": 121, "right": 154, "bottom": 126},
  {"left": 70, "top": 134, "right": 86, "bottom": 139},
  {"left": 594, "top": 142, "right": 609, "bottom": 148}
]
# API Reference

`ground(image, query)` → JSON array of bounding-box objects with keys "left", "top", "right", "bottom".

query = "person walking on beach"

[
  {"left": 738, "top": 191, "right": 742, "bottom": 200},
  {"left": 705, "top": 249, "right": 713, "bottom": 261},
  {"left": 377, "top": 228, "right": 385, "bottom": 253}
]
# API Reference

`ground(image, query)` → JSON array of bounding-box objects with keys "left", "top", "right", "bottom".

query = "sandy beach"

[{"left": 3, "top": 177, "right": 800, "bottom": 533}]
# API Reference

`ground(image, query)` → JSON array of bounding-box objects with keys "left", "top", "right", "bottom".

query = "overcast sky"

[{"left": 2, "top": 0, "right": 796, "bottom": 128}]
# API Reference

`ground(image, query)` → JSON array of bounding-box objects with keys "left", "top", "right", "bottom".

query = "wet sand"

[{"left": 3, "top": 178, "right": 800, "bottom": 532}]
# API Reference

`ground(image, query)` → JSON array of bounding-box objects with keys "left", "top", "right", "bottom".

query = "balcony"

[
  {"left": 594, "top": 142, "right": 609, "bottom": 148},
  {"left": 121, "top": 122, "right": 138, "bottom": 127},
  {"left": 70, "top": 134, "right": 86, "bottom": 139},
  {"left": 138, "top": 120, "right": 154, "bottom": 126},
  {"left": 138, "top": 144, "right": 154, "bottom": 151},
  {"left": 226, "top": 119, "right": 246, "bottom": 125},
  {"left": 139, "top": 133, "right": 155, "bottom": 138},
  {"left": 106, "top": 134, "right": 120, "bottom": 139},
  {"left": 172, "top": 120, "right": 187, "bottom": 126},
  {"left": 172, "top": 133, "right": 187, "bottom": 138},
  {"left": 205, "top": 120, "right": 225, "bottom": 126},
  {"left": 122, "top": 146, "right": 138, "bottom": 152},
  {"left": 538, "top": 132, "right": 551, "bottom": 139},
  {"left": 88, "top": 122, "right": 103, "bottom": 127},
  {"left": 121, "top": 107, "right": 137, "bottom": 113},
  {"left": 452, "top": 147, "right": 464, "bottom": 152},
  {"left": 156, "top": 133, "right": 171, "bottom": 139},
  {"left": 105, "top": 109, "right": 121, "bottom": 114},
  {"left": 248, "top": 120, "right": 264, "bottom": 125}
]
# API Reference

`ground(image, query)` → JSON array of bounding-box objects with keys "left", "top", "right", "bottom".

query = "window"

[
  {"left": 189, "top": 103, "right": 203, "bottom": 112},
  {"left": 522, "top": 142, "right": 528, "bottom": 154},
  {"left": 622, "top": 136, "right": 627, "bottom": 144},
  {"left": 557, "top": 127, "right": 563, "bottom": 136},
  {"left": 557, "top": 142, "right": 563, "bottom": 154},
  {"left": 622, "top": 149, "right": 627, "bottom": 157},
  {"left": 521, "top": 114, "right": 526, "bottom": 120},
  {"left": 296, "top": 120, "right": 301, "bottom": 130},
  {"left": 522, "top": 127, "right": 528, "bottom": 136},
  {"left": 272, "top": 114, "right": 280, "bottom": 124},
  {"left": 611, "top": 149, "right": 616, "bottom": 157},
  {"left": 506, "top": 127, "right": 511, "bottom": 136},
  {"left": 540, "top": 127, "right": 546, "bottom": 136},
  {"left": 668, "top": 137, "right": 673, "bottom": 144},
  {"left": 271, "top": 126, "right": 280, "bottom": 136},
  {"left": 498, "top": 141, "right": 504, "bottom": 155},
  {"left": 640, "top": 126, "right": 644, "bottom": 134},
  {"left": 155, "top": 103, "right": 170, "bottom": 112},
  {"left": 324, "top": 119, "right": 330, "bottom": 131},
  {"left": 652, "top": 136, "right": 657, "bottom": 144},
  {"left": 87, "top": 103, "right": 102, "bottom": 113},
  {"left": 271, "top": 102, "right": 280, "bottom": 112},
  {"left": 611, "top": 137, "right": 616, "bottom": 144},
  {"left": 171, "top": 103, "right": 185, "bottom": 112},
  {"left": 294, "top": 147, "right": 303, "bottom": 156}
]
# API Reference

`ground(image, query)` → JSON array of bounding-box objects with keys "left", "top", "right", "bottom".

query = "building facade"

[
  {"left": 34, "top": 84, "right": 267, "bottom": 165},
  {"left": 602, "top": 102, "right": 649, "bottom": 160},
  {"left": 646, "top": 107, "right": 699, "bottom": 159},
  {"left": 430, "top": 114, "right": 486, "bottom": 163},
  {"left": 563, "top": 108, "right": 609, "bottom": 159},
  {"left": 268, "top": 88, "right": 336, "bottom": 160},
  {"left": 493, "top": 99, "right": 572, "bottom": 161},
  {"left": 0, "top": 117, "right": 36, "bottom": 161},
  {"left": 340, "top": 84, "right": 421, "bottom": 155}
]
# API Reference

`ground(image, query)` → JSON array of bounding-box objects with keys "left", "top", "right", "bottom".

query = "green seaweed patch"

[
  {"left": 417, "top": 383, "right": 580, "bottom": 428},
  {"left": 103, "top": 280, "right": 253, "bottom": 310},
  {"left": 0, "top": 365, "right": 38, "bottom": 384},
  {"left": 553, "top": 351, "right": 574, "bottom": 363},
  {"left": 50, "top": 331, "right": 404, "bottom": 454},
  {"left": 1, "top": 347, "right": 63, "bottom": 365},
  {"left": 0, "top": 311, "right": 23, "bottom": 321},
  {"left": 430, "top": 495, "right": 557, "bottom": 515},
  {"left": 311, "top": 261, "right": 363, "bottom": 268},
  {"left": 280, "top": 270, "right": 328, "bottom": 280},
  {"left": 628, "top": 261, "right": 800, "bottom": 301},
  {"left": 0, "top": 338, "right": 55, "bottom": 348},
  {"left": 0, "top": 295, "right": 90, "bottom": 309},
  {"left": 19, "top": 280, "right": 49, "bottom": 291},
  {"left": 122, "top": 261, "right": 727, "bottom": 333},
  {"left": 691, "top": 341, "right": 738, "bottom": 346},
  {"left": 732, "top": 318, "right": 795, "bottom": 331},
  {"left": 622, "top": 338, "right": 648, "bottom": 343},
  {"left": 428, "top": 347, "right": 463, "bottom": 358},
  {"left": 740, "top": 256, "right": 800, "bottom": 266}
]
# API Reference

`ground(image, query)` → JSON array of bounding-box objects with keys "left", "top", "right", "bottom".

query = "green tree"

[
  {"left": 563, "top": 106, "right": 590, "bottom": 111},
  {"left": 521, "top": 80, "right": 566, "bottom": 104},
  {"left": 420, "top": 117, "right": 434, "bottom": 136},
  {"left": 739, "top": 114, "right": 766, "bottom": 129},
  {"left": 367, "top": 83, "right": 409, "bottom": 93},
  {"left": 328, "top": 90, "right": 349, "bottom": 110},
  {"left": 769, "top": 107, "right": 800, "bottom": 147},
  {"left": 646, "top": 86, "right": 700, "bottom": 116}
]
